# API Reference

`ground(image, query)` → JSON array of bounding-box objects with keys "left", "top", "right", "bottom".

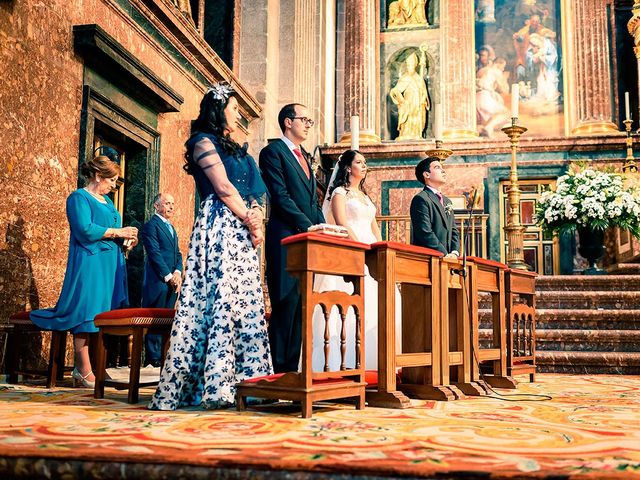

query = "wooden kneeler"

[
  {"left": 365, "top": 242, "right": 465, "bottom": 406},
  {"left": 236, "top": 233, "right": 368, "bottom": 418},
  {"left": 505, "top": 269, "right": 537, "bottom": 382},
  {"left": 466, "top": 257, "right": 515, "bottom": 390}
]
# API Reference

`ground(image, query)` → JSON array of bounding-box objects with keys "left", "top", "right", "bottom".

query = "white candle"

[
  {"left": 433, "top": 104, "right": 443, "bottom": 141},
  {"left": 625, "top": 91, "right": 631, "bottom": 121},
  {"left": 511, "top": 83, "right": 519, "bottom": 119},
  {"left": 350, "top": 115, "right": 360, "bottom": 150}
]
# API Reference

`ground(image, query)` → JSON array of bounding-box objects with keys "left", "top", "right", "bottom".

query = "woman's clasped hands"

[{"left": 244, "top": 207, "right": 264, "bottom": 248}]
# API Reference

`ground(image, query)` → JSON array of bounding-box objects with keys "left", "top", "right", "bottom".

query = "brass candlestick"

[
  {"left": 623, "top": 119, "right": 638, "bottom": 173},
  {"left": 501, "top": 117, "right": 530, "bottom": 270},
  {"left": 425, "top": 139, "right": 453, "bottom": 161}
]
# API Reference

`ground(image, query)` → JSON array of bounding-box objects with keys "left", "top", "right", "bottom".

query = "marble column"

[
  {"left": 340, "top": 0, "right": 380, "bottom": 144},
  {"left": 440, "top": 0, "right": 476, "bottom": 139},
  {"left": 567, "top": 0, "right": 618, "bottom": 135}
]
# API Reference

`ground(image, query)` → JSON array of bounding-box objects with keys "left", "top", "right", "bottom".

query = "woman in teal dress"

[{"left": 30, "top": 156, "right": 138, "bottom": 387}]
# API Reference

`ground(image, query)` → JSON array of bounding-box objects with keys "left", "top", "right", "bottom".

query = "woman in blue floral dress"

[{"left": 150, "top": 83, "right": 272, "bottom": 410}]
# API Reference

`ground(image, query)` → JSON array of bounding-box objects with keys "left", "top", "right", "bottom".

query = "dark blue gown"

[{"left": 30, "top": 189, "right": 128, "bottom": 333}]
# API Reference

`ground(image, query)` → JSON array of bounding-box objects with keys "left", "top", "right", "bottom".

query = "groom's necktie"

[
  {"left": 435, "top": 191, "right": 445, "bottom": 206},
  {"left": 293, "top": 148, "right": 310, "bottom": 179}
]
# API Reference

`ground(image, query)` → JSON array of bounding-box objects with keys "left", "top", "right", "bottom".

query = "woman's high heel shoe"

[{"left": 72, "top": 368, "right": 95, "bottom": 388}]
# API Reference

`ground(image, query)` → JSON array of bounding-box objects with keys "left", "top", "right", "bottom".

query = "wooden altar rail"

[{"left": 376, "top": 213, "right": 489, "bottom": 257}]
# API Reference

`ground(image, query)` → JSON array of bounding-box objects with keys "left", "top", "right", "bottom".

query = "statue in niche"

[
  {"left": 388, "top": 0, "right": 428, "bottom": 27},
  {"left": 172, "top": 0, "right": 194, "bottom": 24},
  {"left": 389, "top": 48, "right": 430, "bottom": 141}
]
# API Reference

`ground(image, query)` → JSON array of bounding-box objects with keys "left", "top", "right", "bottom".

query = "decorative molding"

[
  {"left": 73, "top": 24, "right": 184, "bottom": 113},
  {"left": 320, "top": 134, "right": 629, "bottom": 162},
  {"left": 133, "top": 0, "right": 261, "bottom": 119}
]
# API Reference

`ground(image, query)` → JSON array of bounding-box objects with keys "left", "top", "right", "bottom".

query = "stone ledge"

[
  {"left": 536, "top": 351, "right": 640, "bottom": 366},
  {"left": 536, "top": 275, "right": 640, "bottom": 291}
]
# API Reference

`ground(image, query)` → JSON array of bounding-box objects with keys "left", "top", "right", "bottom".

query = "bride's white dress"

[{"left": 311, "top": 187, "right": 401, "bottom": 372}]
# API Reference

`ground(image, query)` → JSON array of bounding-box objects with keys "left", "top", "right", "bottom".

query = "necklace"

[{"left": 84, "top": 187, "right": 106, "bottom": 202}]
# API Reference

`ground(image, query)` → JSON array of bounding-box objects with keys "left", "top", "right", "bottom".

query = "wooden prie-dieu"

[{"left": 236, "top": 233, "right": 368, "bottom": 418}]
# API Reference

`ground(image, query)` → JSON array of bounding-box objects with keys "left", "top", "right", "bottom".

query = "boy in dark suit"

[
  {"left": 259, "top": 103, "right": 325, "bottom": 373},
  {"left": 141, "top": 193, "right": 183, "bottom": 367},
  {"left": 410, "top": 157, "right": 460, "bottom": 257}
]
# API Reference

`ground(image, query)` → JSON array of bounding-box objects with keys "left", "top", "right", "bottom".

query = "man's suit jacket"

[
  {"left": 141, "top": 215, "right": 183, "bottom": 308},
  {"left": 410, "top": 187, "right": 460, "bottom": 255},
  {"left": 259, "top": 139, "right": 324, "bottom": 303}
]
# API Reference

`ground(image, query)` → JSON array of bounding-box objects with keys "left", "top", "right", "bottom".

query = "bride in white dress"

[{"left": 312, "top": 150, "right": 399, "bottom": 372}]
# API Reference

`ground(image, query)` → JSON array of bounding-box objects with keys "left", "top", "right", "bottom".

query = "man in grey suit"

[{"left": 410, "top": 157, "right": 460, "bottom": 257}]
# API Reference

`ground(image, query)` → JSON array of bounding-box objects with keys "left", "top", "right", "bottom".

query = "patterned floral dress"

[{"left": 149, "top": 134, "right": 272, "bottom": 410}]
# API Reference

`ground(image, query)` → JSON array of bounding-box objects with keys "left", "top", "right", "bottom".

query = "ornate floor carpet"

[{"left": 0, "top": 374, "right": 639, "bottom": 479}]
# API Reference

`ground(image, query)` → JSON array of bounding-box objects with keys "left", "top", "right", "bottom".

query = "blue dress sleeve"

[{"left": 66, "top": 192, "right": 108, "bottom": 245}]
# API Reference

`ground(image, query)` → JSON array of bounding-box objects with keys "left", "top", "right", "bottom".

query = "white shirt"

[
  {"left": 280, "top": 135, "right": 300, "bottom": 157},
  {"left": 154, "top": 213, "right": 180, "bottom": 282}
]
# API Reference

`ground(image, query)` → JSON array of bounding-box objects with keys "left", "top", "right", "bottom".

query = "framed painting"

[{"left": 474, "top": 0, "right": 564, "bottom": 137}]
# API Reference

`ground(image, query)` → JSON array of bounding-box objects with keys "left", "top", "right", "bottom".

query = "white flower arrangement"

[{"left": 536, "top": 163, "right": 640, "bottom": 238}]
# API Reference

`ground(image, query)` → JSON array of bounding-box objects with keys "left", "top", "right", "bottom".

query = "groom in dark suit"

[
  {"left": 260, "top": 103, "right": 325, "bottom": 372},
  {"left": 141, "top": 193, "right": 183, "bottom": 367},
  {"left": 410, "top": 157, "right": 460, "bottom": 257}
]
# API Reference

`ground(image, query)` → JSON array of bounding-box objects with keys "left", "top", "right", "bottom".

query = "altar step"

[{"left": 479, "top": 274, "right": 640, "bottom": 374}]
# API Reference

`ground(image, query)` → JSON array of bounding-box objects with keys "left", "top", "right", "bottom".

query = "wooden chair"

[
  {"left": 1, "top": 311, "right": 68, "bottom": 388},
  {"left": 466, "top": 257, "right": 516, "bottom": 389},
  {"left": 236, "top": 233, "right": 368, "bottom": 418},
  {"left": 505, "top": 269, "right": 537, "bottom": 382},
  {"left": 93, "top": 308, "right": 175, "bottom": 403}
]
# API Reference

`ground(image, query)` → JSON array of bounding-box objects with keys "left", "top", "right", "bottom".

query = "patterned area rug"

[{"left": 0, "top": 374, "right": 639, "bottom": 479}]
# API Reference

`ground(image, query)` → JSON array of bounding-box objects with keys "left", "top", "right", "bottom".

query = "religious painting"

[{"left": 474, "top": 0, "right": 563, "bottom": 137}]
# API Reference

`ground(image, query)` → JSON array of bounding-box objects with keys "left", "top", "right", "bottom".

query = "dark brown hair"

[{"left": 79, "top": 155, "right": 120, "bottom": 181}]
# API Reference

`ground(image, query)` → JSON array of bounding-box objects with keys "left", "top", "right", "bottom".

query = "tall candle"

[
  {"left": 433, "top": 104, "right": 443, "bottom": 141},
  {"left": 350, "top": 115, "right": 360, "bottom": 150},
  {"left": 511, "top": 83, "right": 519, "bottom": 119},
  {"left": 625, "top": 91, "right": 631, "bottom": 121}
]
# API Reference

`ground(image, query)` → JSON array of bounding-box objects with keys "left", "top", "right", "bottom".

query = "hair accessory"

[
  {"left": 94, "top": 146, "right": 121, "bottom": 164},
  {"left": 206, "top": 82, "right": 235, "bottom": 101}
]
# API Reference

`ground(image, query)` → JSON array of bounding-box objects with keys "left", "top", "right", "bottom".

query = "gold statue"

[
  {"left": 388, "top": 0, "right": 428, "bottom": 27},
  {"left": 628, "top": 0, "right": 640, "bottom": 50},
  {"left": 389, "top": 49, "right": 429, "bottom": 141},
  {"left": 172, "top": 0, "right": 194, "bottom": 24}
]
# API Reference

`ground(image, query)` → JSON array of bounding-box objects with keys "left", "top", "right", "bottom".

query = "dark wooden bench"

[
  {"left": 93, "top": 308, "right": 175, "bottom": 403},
  {"left": 1, "top": 311, "right": 68, "bottom": 388}
]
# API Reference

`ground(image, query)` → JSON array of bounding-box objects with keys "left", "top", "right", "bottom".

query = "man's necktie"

[
  {"left": 435, "top": 191, "right": 445, "bottom": 206},
  {"left": 293, "top": 148, "right": 311, "bottom": 179}
]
